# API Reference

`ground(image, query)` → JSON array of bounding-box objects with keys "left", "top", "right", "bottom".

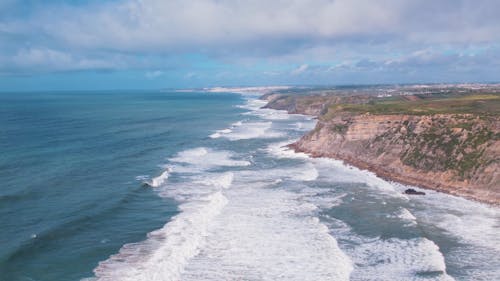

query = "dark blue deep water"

[{"left": 0, "top": 91, "right": 242, "bottom": 280}]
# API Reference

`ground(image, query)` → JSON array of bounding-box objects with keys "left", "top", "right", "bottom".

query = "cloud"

[
  {"left": 38, "top": 0, "right": 500, "bottom": 51},
  {"left": 0, "top": 0, "right": 500, "bottom": 85},
  {"left": 0, "top": 47, "right": 118, "bottom": 74},
  {"left": 291, "top": 64, "right": 309, "bottom": 75}
]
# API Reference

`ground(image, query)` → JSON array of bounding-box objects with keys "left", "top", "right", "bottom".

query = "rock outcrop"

[{"left": 263, "top": 94, "right": 500, "bottom": 204}]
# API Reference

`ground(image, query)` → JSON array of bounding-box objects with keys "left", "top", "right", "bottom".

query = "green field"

[{"left": 322, "top": 93, "right": 500, "bottom": 117}]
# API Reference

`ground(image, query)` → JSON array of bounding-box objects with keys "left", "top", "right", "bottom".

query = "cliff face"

[
  {"left": 262, "top": 93, "right": 371, "bottom": 116},
  {"left": 262, "top": 94, "right": 328, "bottom": 115},
  {"left": 263, "top": 94, "right": 500, "bottom": 204}
]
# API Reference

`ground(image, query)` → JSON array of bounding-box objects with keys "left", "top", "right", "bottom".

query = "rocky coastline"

[{"left": 263, "top": 93, "right": 500, "bottom": 205}]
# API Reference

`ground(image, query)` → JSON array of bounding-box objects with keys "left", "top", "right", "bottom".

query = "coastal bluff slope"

[{"left": 263, "top": 92, "right": 500, "bottom": 204}]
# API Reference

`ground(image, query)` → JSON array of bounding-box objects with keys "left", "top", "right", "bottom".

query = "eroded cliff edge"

[{"left": 263, "top": 92, "right": 500, "bottom": 204}]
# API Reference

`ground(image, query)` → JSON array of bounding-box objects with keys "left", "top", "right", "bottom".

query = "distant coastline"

[{"left": 261, "top": 85, "right": 500, "bottom": 205}]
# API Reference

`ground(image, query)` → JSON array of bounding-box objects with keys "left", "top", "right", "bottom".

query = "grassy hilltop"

[{"left": 322, "top": 93, "right": 500, "bottom": 117}]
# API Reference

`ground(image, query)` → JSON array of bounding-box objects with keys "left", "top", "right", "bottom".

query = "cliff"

[{"left": 263, "top": 93, "right": 500, "bottom": 204}]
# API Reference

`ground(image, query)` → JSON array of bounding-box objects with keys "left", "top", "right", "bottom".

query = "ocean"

[{"left": 0, "top": 89, "right": 499, "bottom": 281}]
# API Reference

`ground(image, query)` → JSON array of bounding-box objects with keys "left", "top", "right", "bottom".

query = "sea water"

[{"left": 1, "top": 90, "right": 499, "bottom": 281}]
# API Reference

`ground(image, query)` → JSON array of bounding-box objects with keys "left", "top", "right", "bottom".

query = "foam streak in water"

[
  {"left": 92, "top": 95, "right": 500, "bottom": 281},
  {"left": 145, "top": 168, "right": 171, "bottom": 188},
  {"left": 169, "top": 147, "right": 251, "bottom": 170},
  {"left": 94, "top": 191, "right": 229, "bottom": 281},
  {"left": 217, "top": 121, "right": 283, "bottom": 140},
  {"left": 350, "top": 237, "right": 453, "bottom": 280},
  {"left": 180, "top": 180, "right": 353, "bottom": 281}
]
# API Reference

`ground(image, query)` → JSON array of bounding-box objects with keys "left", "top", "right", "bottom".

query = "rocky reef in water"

[{"left": 262, "top": 88, "right": 500, "bottom": 204}]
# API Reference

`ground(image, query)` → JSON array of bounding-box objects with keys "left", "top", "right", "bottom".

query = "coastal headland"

[{"left": 262, "top": 85, "right": 500, "bottom": 204}]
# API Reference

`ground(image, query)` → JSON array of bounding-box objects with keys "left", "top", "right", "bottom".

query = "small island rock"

[{"left": 404, "top": 188, "right": 426, "bottom": 195}]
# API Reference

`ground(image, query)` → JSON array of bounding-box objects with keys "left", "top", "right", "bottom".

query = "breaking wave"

[{"left": 93, "top": 94, "right": 500, "bottom": 281}]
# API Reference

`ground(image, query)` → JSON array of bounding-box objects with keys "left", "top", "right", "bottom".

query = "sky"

[{"left": 1, "top": 0, "right": 500, "bottom": 91}]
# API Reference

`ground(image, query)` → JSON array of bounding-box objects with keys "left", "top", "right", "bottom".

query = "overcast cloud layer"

[{"left": 1, "top": 0, "right": 500, "bottom": 89}]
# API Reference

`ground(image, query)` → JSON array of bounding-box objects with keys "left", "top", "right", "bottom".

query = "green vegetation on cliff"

[
  {"left": 263, "top": 88, "right": 500, "bottom": 202},
  {"left": 323, "top": 94, "right": 500, "bottom": 118},
  {"left": 394, "top": 118, "right": 499, "bottom": 179}
]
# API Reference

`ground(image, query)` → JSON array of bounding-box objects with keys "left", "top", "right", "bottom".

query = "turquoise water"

[
  {"left": 0, "top": 91, "right": 243, "bottom": 280},
  {"left": 1, "top": 90, "right": 499, "bottom": 281}
]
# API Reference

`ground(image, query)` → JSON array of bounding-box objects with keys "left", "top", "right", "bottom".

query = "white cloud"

[
  {"left": 291, "top": 64, "right": 309, "bottom": 75},
  {"left": 4, "top": 47, "right": 117, "bottom": 72},
  {"left": 22, "top": 0, "right": 500, "bottom": 52},
  {"left": 1, "top": 0, "right": 500, "bottom": 77},
  {"left": 12, "top": 48, "right": 73, "bottom": 68}
]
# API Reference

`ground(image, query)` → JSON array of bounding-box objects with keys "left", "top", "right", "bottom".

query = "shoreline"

[
  {"left": 258, "top": 92, "right": 499, "bottom": 206},
  {"left": 287, "top": 141, "right": 500, "bottom": 206}
]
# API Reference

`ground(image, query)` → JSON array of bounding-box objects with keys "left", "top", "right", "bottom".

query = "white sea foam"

[
  {"left": 263, "top": 129, "right": 458, "bottom": 281},
  {"left": 145, "top": 168, "right": 171, "bottom": 188},
  {"left": 437, "top": 212, "right": 500, "bottom": 252},
  {"left": 237, "top": 95, "right": 315, "bottom": 125},
  {"left": 349, "top": 237, "right": 454, "bottom": 281},
  {"left": 236, "top": 162, "right": 319, "bottom": 184},
  {"left": 209, "top": 128, "right": 232, "bottom": 139},
  {"left": 261, "top": 96, "right": 498, "bottom": 280},
  {"left": 387, "top": 207, "right": 418, "bottom": 226},
  {"left": 320, "top": 215, "right": 454, "bottom": 281},
  {"left": 94, "top": 191, "right": 228, "bottom": 281},
  {"left": 208, "top": 132, "right": 220, "bottom": 138},
  {"left": 231, "top": 120, "right": 243, "bottom": 127},
  {"left": 180, "top": 177, "right": 353, "bottom": 281},
  {"left": 193, "top": 172, "right": 234, "bottom": 189},
  {"left": 217, "top": 121, "right": 284, "bottom": 140},
  {"left": 398, "top": 184, "right": 500, "bottom": 252},
  {"left": 398, "top": 208, "right": 417, "bottom": 222},
  {"left": 94, "top": 96, "right": 500, "bottom": 281},
  {"left": 96, "top": 161, "right": 352, "bottom": 280},
  {"left": 290, "top": 162, "right": 319, "bottom": 181},
  {"left": 266, "top": 142, "right": 407, "bottom": 198},
  {"left": 169, "top": 147, "right": 251, "bottom": 170},
  {"left": 276, "top": 128, "right": 499, "bottom": 280},
  {"left": 95, "top": 170, "right": 236, "bottom": 280},
  {"left": 248, "top": 108, "right": 291, "bottom": 120},
  {"left": 265, "top": 140, "right": 309, "bottom": 159},
  {"left": 397, "top": 207, "right": 415, "bottom": 219},
  {"left": 209, "top": 121, "right": 243, "bottom": 139},
  {"left": 236, "top": 98, "right": 268, "bottom": 110},
  {"left": 158, "top": 172, "right": 235, "bottom": 203},
  {"left": 310, "top": 157, "right": 409, "bottom": 199}
]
